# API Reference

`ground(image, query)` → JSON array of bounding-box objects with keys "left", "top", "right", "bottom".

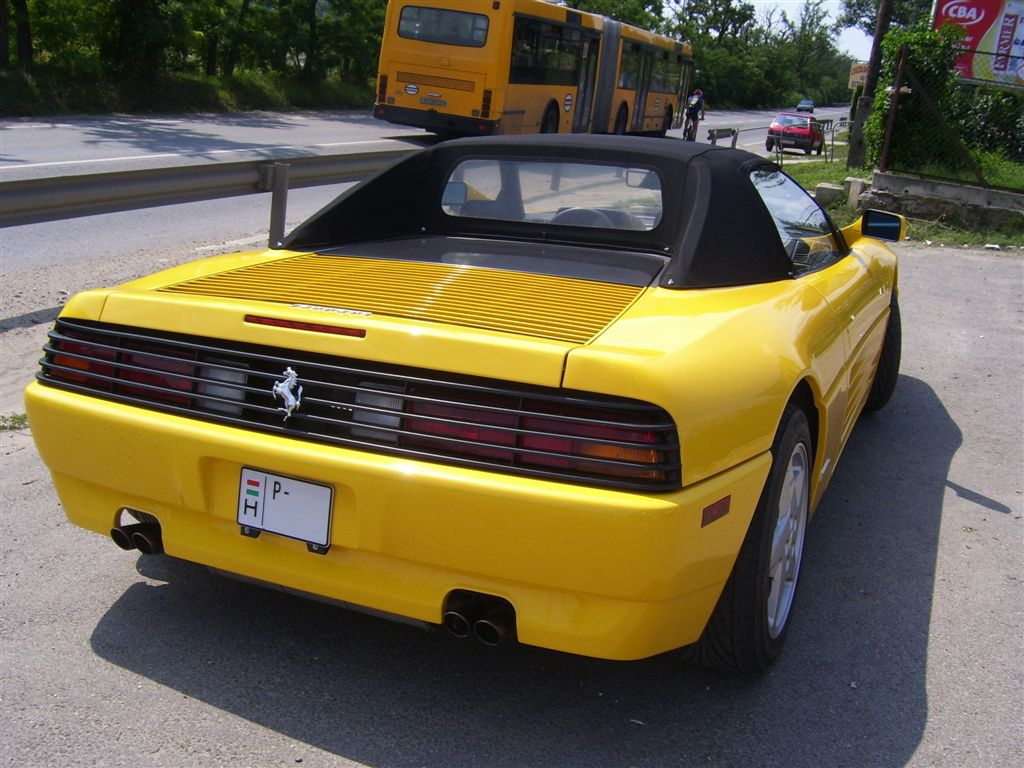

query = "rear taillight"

[
  {"left": 481, "top": 89, "right": 492, "bottom": 119},
  {"left": 377, "top": 75, "right": 388, "bottom": 103},
  {"left": 519, "top": 414, "right": 661, "bottom": 480},
  {"left": 400, "top": 388, "right": 674, "bottom": 483},
  {"left": 50, "top": 333, "right": 116, "bottom": 385},
  {"left": 48, "top": 333, "right": 197, "bottom": 405},
  {"left": 406, "top": 397, "right": 518, "bottom": 461}
]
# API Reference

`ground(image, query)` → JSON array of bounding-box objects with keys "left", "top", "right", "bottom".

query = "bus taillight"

[
  {"left": 377, "top": 75, "right": 388, "bottom": 103},
  {"left": 481, "top": 89, "right": 492, "bottom": 119}
]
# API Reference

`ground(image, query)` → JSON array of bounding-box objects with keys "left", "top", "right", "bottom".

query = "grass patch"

[
  {"left": 782, "top": 138, "right": 1024, "bottom": 248},
  {"left": 0, "top": 64, "right": 374, "bottom": 116},
  {"left": 0, "top": 414, "right": 29, "bottom": 431}
]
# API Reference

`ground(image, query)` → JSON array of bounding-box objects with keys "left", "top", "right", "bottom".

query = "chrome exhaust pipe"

[
  {"left": 131, "top": 524, "right": 163, "bottom": 555},
  {"left": 473, "top": 602, "right": 514, "bottom": 647},
  {"left": 110, "top": 523, "right": 149, "bottom": 551},
  {"left": 443, "top": 599, "right": 486, "bottom": 639},
  {"left": 443, "top": 591, "right": 516, "bottom": 645},
  {"left": 443, "top": 609, "right": 474, "bottom": 638}
]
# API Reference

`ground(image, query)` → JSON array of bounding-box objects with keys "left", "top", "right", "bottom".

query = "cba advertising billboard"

[{"left": 933, "top": 0, "right": 1023, "bottom": 87}]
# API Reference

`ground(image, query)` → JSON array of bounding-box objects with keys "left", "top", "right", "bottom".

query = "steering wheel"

[{"left": 549, "top": 207, "right": 616, "bottom": 228}]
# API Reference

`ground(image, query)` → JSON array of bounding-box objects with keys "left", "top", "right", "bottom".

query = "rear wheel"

[
  {"left": 613, "top": 105, "right": 628, "bottom": 135},
  {"left": 657, "top": 106, "right": 672, "bottom": 138},
  {"left": 766, "top": 137, "right": 774, "bottom": 151},
  {"left": 687, "top": 405, "right": 811, "bottom": 673},
  {"left": 540, "top": 105, "right": 559, "bottom": 134}
]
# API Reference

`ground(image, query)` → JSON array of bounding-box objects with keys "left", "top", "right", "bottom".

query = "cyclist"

[{"left": 683, "top": 89, "right": 705, "bottom": 141}]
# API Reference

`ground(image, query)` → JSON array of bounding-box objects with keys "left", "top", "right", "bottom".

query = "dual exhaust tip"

[
  {"left": 110, "top": 522, "right": 163, "bottom": 555},
  {"left": 443, "top": 592, "right": 516, "bottom": 646}
]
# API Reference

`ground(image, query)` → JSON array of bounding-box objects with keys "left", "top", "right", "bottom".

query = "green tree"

[
  {"left": 9, "top": 0, "right": 32, "bottom": 66},
  {"left": 839, "top": 0, "right": 932, "bottom": 37},
  {"left": 98, "top": 0, "right": 189, "bottom": 79},
  {"left": 566, "top": 0, "right": 665, "bottom": 30},
  {"left": 29, "top": 0, "right": 109, "bottom": 72},
  {"left": 326, "top": 0, "right": 386, "bottom": 83},
  {"left": 665, "top": 0, "right": 756, "bottom": 45}
]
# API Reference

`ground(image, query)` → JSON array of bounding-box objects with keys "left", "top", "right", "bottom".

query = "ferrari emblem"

[{"left": 272, "top": 367, "right": 303, "bottom": 421}]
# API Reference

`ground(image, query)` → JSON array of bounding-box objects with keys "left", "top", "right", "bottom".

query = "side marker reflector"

[{"left": 701, "top": 496, "right": 731, "bottom": 528}]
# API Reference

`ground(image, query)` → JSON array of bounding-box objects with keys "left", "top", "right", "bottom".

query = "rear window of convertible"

[{"left": 441, "top": 158, "right": 664, "bottom": 232}]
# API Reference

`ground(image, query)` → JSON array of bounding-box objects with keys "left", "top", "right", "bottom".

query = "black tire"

[
  {"left": 816, "top": 143, "right": 823, "bottom": 156},
  {"left": 613, "top": 105, "right": 628, "bottom": 135},
  {"left": 540, "top": 106, "right": 559, "bottom": 134},
  {"left": 687, "top": 405, "right": 812, "bottom": 673},
  {"left": 766, "top": 138, "right": 774, "bottom": 151},
  {"left": 864, "top": 295, "right": 902, "bottom": 412},
  {"left": 657, "top": 106, "right": 672, "bottom": 138},
  {"left": 804, "top": 145, "right": 812, "bottom": 155}
]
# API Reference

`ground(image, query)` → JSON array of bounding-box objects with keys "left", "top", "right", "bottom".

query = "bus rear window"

[{"left": 398, "top": 6, "right": 489, "bottom": 48}]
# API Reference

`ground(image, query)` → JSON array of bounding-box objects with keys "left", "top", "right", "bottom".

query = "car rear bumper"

[
  {"left": 26, "top": 382, "right": 771, "bottom": 660},
  {"left": 768, "top": 131, "right": 814, "bottom": 149}
]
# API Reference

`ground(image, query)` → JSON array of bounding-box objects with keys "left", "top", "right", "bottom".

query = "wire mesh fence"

[{"left": 878, "top": 48, "right": 1024, "bottom": 193}]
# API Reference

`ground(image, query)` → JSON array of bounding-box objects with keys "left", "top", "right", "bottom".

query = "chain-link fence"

[{"left": 877, "top": 47, "right": 1024, "bottom": 193}]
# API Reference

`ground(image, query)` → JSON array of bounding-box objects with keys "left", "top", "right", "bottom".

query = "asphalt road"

[
  {"left": 1, "top": 241, "right": 1022, "bottom": 767},
  {"left": 0, "top": 110, "right": 430, "bottom": 181},
  {"left": 0, "top": 107, "right": 846, "bottom": 181}
]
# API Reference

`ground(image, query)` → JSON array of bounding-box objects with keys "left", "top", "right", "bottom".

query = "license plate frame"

[{"left": 237, "top": 468, "right": 333, "bottom": 554}]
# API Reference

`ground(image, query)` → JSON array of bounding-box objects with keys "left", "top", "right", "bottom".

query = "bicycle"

[{"left": 682, "top": 114, "right": 699, "bottom": 141}]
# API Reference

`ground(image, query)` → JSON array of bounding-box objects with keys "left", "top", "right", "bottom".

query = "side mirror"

[{"left": 860, "top": 209, "right": 906, "bottom": 242}]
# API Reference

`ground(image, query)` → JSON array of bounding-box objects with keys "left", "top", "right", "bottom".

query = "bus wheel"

[
  {"left": 657, "top": 107, "right": 672, "bottom": 138},
  {"left": 613, "top": 105, "right": 628, "bottom": 135},
  {"left": 540, "top": 106, "right": 559, "bottom": 134}
]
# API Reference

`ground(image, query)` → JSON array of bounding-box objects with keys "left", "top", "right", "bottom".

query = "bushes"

[{"left": 864, "top": 23, "right": 1024, "bottom": 189}]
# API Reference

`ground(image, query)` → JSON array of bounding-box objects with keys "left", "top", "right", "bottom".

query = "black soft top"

[{"left": 285, "top": 134, "right": 792, "bottom": 289}]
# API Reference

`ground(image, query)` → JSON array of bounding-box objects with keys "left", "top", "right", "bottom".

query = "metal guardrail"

[
  {"left": 0, "top": 146, "right": 413, "bottom": 230},
  {"left": 706, "top": 128, "right": 738, "bottom": 147}
]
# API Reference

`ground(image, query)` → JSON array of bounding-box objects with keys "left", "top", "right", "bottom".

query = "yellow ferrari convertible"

[{"left": 25, "top": 135, "right": 904, "bottom": 673}]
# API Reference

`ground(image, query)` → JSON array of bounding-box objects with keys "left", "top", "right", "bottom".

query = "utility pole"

[{"left": 847, "top": 0, "right": 896, "bottom": 169}]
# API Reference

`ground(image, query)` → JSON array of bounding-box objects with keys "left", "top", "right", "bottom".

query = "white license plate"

[{"left": 237, "top": 468, "right": 333, "bottom": 553}]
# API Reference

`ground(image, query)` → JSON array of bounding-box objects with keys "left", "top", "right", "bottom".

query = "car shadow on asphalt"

[{"left": 89, "top": 373, "right": 958, "bottom": 767}]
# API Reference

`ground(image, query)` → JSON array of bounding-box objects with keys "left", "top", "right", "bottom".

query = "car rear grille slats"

[
  {"left": 38, "top": 320, "right": 681, "bottom": 490},
  {"left": 157, "top": 254, "right": 642, "bottom": 344}
]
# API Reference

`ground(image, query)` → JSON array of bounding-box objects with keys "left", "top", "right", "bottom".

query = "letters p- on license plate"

[{"left": 237, "top": 468, "right": 333, "bottom": 553}]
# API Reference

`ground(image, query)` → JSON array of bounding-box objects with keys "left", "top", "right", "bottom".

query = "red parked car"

[{"left": 766, "top": 112, "right": 824, "bottom": 155}]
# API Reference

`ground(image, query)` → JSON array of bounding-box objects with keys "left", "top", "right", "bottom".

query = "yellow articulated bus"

[{"left": 373, "top": 0, "right": 693, "bottom": 137}]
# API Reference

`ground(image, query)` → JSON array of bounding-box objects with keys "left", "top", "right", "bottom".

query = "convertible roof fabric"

[{"left": 284, "top": 134, "right": 794, "bottom": 289}]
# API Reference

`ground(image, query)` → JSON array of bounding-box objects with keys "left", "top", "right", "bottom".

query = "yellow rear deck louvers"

[{"left": 158, "top": 254, "right": 644, "bottom": 345}]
